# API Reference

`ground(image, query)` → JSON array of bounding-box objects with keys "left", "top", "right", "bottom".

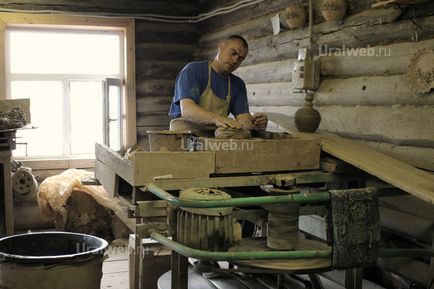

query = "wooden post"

[{"left": 0, "top": 145, "right": 14, "bottom": 237}]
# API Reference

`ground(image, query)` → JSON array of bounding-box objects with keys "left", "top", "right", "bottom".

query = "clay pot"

[
  {"left": 321, "top": 0, "right": 347, "bottom": 22},
  {"left": 285, "top": 4, "right": 306, "bottom": 29},
  {"left": 294, "top": 106, "right": 321, "bottom": 133}
]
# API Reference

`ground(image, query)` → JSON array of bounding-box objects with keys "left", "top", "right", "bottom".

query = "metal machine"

[{"left": 94, "top": 124, "right": 434, "bottom": 289}]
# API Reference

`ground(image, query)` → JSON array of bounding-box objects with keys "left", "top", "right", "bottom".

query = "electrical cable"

[{"left": 0, "top": 0, "right": 266, "bottom": 23}]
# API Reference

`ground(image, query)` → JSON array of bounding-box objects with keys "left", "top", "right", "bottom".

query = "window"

[
  {"left": 0, "top": 13, "right": 136, "bottom": 163},
  {"left": 7, "top": 28, "right": 122, "bottom": 157}
]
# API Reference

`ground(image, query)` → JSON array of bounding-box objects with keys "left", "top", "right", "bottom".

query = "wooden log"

[
  {"left": 249, "top": 105, "right": 299, "bottom": 117},
  {"left": 231, "top": 38, "right": 434, "bottom": 84},
  {"left": 246, "top": 82, "right": 305, "bottom": 107},
  {"left": 234, "top": 59, "right": 295, "bottom": 84},
  {"left": 320, "top": 38, "right": 434, "bottom": 78},
  {"left": 198, "top": 11, "right": 430, "bottom": 66},
  {"left": 137, "top": 114, "right": 171, "bottom": 127},
  {"left": 136, "top": 96, "right": 173, "bottom": 115},
  {"left": 136, "top": 61, "right": 185, "bottom": 80},
  {"left": 136, "top": 43, "right": 196, "bottom": 62},
  {"left": 0, "top": 0, "right": 198, "bottom": 15},
  {"left": 136, "top": 79, "right": 174, "bottom": 97},
  {"left": 135, "top": 22, "right": 198, "bottom": 44},
  {"left": 199, "top": 0, "right": 296, "bottom": 34},
  {"left": 315, "top": 75, "right": 434, "bottom": 106},
  {"left": 318, "top": 105, "right": 434, "bottom": 146}
]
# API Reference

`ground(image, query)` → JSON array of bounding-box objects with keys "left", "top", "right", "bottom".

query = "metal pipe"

[
  {"left": 144, "top": 183, "right": 330, "bottom": 208},
  {"left": 150, "top": 231, "right": 332, "bottom": 261}
]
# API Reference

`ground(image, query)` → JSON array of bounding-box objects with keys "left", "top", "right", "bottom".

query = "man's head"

[{"left": 213, "top": 35, "right": 248, "bottom": 75}]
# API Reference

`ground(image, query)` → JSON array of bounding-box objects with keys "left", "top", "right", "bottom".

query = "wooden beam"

[{"left": 320, "top": 132, "right": 434, "bottom": 204}]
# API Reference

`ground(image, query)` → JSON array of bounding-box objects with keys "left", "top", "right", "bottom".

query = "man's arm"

[{"left": 180, "top": 99, "right": 242, "bottom": 129}]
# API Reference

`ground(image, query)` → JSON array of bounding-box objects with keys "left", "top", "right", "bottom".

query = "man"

[{"left": 168, "top": 35, "right": 268, "bottom": 135}]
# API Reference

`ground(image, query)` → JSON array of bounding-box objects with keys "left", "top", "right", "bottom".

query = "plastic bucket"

[{"left": 0, "top": 231, "right": 108, "bottom": 289}]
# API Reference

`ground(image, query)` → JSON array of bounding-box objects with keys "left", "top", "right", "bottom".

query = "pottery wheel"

[
  {"left": 407, "top": 48, "right": 434, "bottom": 94},
  {"left": 228, "top": 237, "right": 331, "bottom": 273}
]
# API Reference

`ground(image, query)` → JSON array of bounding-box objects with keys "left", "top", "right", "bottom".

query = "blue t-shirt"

[{"left": 168, "top": 61, "right": 249, "bottom": 118}]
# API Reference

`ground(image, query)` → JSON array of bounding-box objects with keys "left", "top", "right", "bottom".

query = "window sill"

[{"left": 12, "top": 156, "right": 95, "bottom": 171}]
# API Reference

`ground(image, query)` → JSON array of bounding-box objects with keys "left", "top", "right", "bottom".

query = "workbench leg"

[
  {"left": 345, "top": 268, "right": 362, "bottom": 289},
  {"left": 171, "top": 251, "right": 188, "bottom": 289}
]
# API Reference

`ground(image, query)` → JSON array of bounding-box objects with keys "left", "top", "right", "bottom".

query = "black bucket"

[{"left": 0, "top": 231, "right": 108, "bottom": 289}]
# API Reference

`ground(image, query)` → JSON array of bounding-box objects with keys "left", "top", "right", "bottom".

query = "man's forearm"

[{"left": 180, "top": 99, "right": 219, "bottom": 125}]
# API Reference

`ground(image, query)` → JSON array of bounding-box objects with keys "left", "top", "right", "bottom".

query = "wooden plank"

[
  {"left": 360, "top": 141, "right": 434, "bottom": 171},
  {"left": 124, "top": 17, "right": 137, "bottom": 149},
  {"left": 95, "top": 160, "right": 117, "bottom": 197},
  {"left": 198, "top": 136, "right": 320, "bottom": 174},
  {"left": 266, "top": 112, "right": 434, "bottom": 203},
  {"left": 136, "top": 96, "right": 173, "bottom": 115},
  {"left": 132, "top": 151, "right": 216, "bottom": 185},
  {"left": 320, "top": 132, "right": 434, "bottom": 204},
  {"left": 95, "top": 143, "right": 134, "bottom": 185},
  {"left": 0, "top": 150, "right": 13, "bottom": 236}
]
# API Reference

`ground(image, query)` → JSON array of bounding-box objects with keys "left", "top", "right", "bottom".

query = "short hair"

[{"left": 226, "top": 35, "right": 248, "bottom": 49}]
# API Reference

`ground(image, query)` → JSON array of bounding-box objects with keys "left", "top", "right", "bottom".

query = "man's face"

[{"left": 216, "top": 39, "right": 248, "bottom": 75}]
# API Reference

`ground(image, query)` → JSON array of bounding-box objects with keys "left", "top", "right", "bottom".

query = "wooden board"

[
  {"left": 320, "top": 132, "right": 434, "bottom": 204},
  {"left": 132, "top": 151, "right": 215, "bottom": 185},
  {"left": 197, "top": 136, "right": 320, "bottom": 174},
  {"left": 266, "top": 112, "right": 434, "bottom": 204},
  {"left": 95, "top": 143, "right": 134, "bottom": 185}
]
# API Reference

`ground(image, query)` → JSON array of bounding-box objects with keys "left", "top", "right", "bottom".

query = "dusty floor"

[{"left": 101, "top": 242, "right": 129, "bottom": 289}]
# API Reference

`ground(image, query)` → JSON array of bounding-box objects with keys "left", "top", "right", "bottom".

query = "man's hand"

[
  {"left": 252, "top": 113, "right": 268, "bottom": 131},
  {"left": 213, "top": 115, "right": 243, "bottom": 129}
]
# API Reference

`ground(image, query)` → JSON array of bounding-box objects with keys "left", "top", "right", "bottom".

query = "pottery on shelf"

[
  {"left": 285, "top": 4, "right": 306, "bottom": 29},
  {"left": 321, "top": 0, "right": 347, "bottom": 22}
]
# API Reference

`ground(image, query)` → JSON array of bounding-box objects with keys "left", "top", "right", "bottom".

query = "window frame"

[{"left": 0, "top": 13, "right": 136, "bottom": 169}]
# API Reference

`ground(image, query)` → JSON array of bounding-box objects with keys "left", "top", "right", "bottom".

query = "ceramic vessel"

[
  {"left": 321, "top": 0, "right": 347, "bottom": 22},
  {"left": 294, "top": 106, "right": 321, "bottom": 133},
  {"left": 285, "top": 4, "right": 306, "bottom": 29}
]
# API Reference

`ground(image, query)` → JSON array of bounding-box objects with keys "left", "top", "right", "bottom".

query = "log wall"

[{"left": 197, "top": 0, "right": 434, "bottom": 171}]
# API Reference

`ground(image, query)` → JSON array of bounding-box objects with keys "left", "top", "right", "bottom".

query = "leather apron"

[{"left": 170, "top": 61, "right": 231, "bottom": 136}]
